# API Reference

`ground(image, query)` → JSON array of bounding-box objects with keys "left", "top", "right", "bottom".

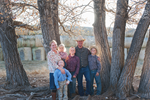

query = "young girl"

[
  {"left": 58, "top": 44, "right": 68, "bottom": 67},
  {"left": 66, "top": 47, "right": 80, "bottom": 98},
  {"left": 88, "top": 45, "right": 102, "bottom": 95}
]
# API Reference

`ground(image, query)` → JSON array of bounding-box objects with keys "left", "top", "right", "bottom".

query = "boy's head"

[
  {"left": 69, "top": 47, "right": 75, "bottom": 55},
  {"left": 57, "top": 60, "right": 64, "bottom": 67},
  {"left": 90, "top": 46, "right": 98, "bottom": 55},
  {"left": 58, "top": 44, "right": 66, "bottom": 52}
]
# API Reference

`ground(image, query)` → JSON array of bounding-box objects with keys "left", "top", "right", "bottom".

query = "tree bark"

[
  {"left": 116, "top": 1, "right": 150, "bottom": 99},
  {"left": 0, "top": 0, "right": 30, "bottom": 88},
  {"left": 51, "top": 0, "right": 61, "bottom": 45},
  {"left": 109, "top": 0, "right": 128, "bottom": 92},
  {"left": 93, "top": 0, "right": 111, "bottom": 93},
  {"left": 138, "top": 31, "right": 150, "bottom": 98},
  {"left": 38, "top": 0, "right": 56, "bottom": 54}
]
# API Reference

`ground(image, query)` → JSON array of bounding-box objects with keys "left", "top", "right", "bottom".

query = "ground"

[{"left": 0, "top": 60, "right": 143, "bottom": 100}]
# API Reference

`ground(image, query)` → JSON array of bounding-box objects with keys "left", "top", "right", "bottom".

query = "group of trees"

[{"left": 0, "top": 0, "right": 150, "bottom": 99}]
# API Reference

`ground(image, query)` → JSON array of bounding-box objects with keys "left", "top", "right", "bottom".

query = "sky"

[
  {"left": 77, "top": 0, "right": 116, "bottom": 27},
  {"left": 77, "top": 0, "right": 143, "bottom": 29},
  {"left": 13, "top": 0, "right": 144, "bottom": 29}
]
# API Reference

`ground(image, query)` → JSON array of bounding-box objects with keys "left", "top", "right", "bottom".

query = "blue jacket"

[{"left": 54, "top": 68, "right": 72, "bottom": 89}]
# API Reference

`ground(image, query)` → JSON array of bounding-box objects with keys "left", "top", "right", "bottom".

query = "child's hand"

[
  {"left": 57, "top": 88, "right": 60, "bottom": 90},
  {"left": 97, "top": 57, "right": 100, "bottom": 61},
  {"left": 96, "top": 72, "right": 99, "bottom": 76},
  {"left": 73, "top": 75, "right": 76, "bottom": 78},
  {"left": 60, "top": 68, "right": 65, "bottom": 74},
  {"left": 66, "top": 80, "right": 70, "bottom": 85}
]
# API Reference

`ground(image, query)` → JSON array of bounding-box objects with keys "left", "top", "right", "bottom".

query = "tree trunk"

[
  {"left": 51, "top": 0, "right": 61, "bottom": 45},
  {"left": 93, "top": 0, "right": 111, "bottom": 93},
  {"left": 116, "top": 1, "right": 150, "bottom": 99},
  {"left": 109, "top": 0, "right": 128, "bottom": 92},
  {"left": 138, "top": 31, "right": 150, "bottom": 98},
  {"left": 38, "top": 0, "right": 56, "bottom": 54},
  {"left": 0, "top": 0, "right": 30, "bottom": 88}
]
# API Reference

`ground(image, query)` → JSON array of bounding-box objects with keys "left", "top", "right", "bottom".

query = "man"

[{"left": 75, "top": 35, "right": 91, "bottom": 96}]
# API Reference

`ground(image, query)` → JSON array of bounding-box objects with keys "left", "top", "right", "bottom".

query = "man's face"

[{"left": 77, "top": 40, "right": 84, "bottom": 47}]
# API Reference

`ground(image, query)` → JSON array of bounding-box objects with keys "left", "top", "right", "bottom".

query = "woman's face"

[{"left": 50, "top": 42, "right": 57, "bottom": 51}]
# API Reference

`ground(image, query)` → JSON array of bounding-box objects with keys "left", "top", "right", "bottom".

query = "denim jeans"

[
  {"left": 90, "top": 70, "right": 102, "bottom": 95},
  {"left": 57, "top": 80, "right": 68, "bottom": 100},
  {"left": 49, "top": 73, "right": 57, "bottom": 90},
  {"left": 77, "top": 66, "right": 91, "bottom": 96},
  {"left": 68, "top": 71, "right": 76, "bottom": 97}
]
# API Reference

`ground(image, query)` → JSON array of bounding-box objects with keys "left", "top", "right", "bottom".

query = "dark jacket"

[{"left": 75, "top": 46, "right": 90, "bottom": 68}]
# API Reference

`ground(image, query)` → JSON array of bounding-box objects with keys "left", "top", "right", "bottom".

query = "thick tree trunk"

[
  {"left": 116, "top": 1, "right": 150, "bottom": 99},
  {"left": 38, "top": 0, "right": 56, "bottom": 54},
  {"left": 109, "top": 0, "right": 128, "bottom": 92},
  {"left": 51, "top": 0, "right": 61, "bottom": 45},
  {"left": 138, "top": 31, "right": 150, "bottom": 98},
  {"left": 0, "top": 0, "right": 30, "bottom": 88},
  {"left": 93, "top": 0, "right": 111, "bottom": 93}
]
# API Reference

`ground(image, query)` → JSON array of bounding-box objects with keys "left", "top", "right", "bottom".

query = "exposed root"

[
  {"left": 101, "top": 88, "right": 115, "bottom": 97},
  {"left": 0, "top": 93, "right": 27, "bottom": 99},
  {"left": 0, "top": 86, "right": 50, "bottom": 100},
  {"left": 27, "top": 92, "right": 36, "bottom": 100},
  {"left": 72, "top": 95, "right": 80, "bottom": 100},
  {"left": 87, "top": 95, "right": 91, "bottom": 100},
  {"left": 0, "top": 86, "right": 49, "bottom": 93}
]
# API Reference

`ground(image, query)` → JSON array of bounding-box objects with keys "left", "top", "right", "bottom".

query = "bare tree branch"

[
  {"left": 14, "top": 21, "right": 40, "bottom": 31},
  {"left": 58, "top": 18, "right": 73, "bottom": 36},
  {"left": 11, "top": 2, "right": 38, "bottom": 10}
]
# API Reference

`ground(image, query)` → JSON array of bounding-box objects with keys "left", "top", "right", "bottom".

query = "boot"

[{"left": 52, "top": 92, "right": 56, "bottom": 100}]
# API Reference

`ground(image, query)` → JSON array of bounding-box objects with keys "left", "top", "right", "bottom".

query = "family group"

[{"left": 47, "top": 35, "right": 102, "bottom": 100}]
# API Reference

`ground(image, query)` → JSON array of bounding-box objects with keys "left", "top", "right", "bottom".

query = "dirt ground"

[{"left": 0, "top": 60, "right": 144, "bottom": 99}]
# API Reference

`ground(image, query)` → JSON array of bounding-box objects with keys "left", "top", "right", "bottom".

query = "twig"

[
  {"left": 13, "top": 21, "right": 41, "bottom": 31},
  {"left": 27, "top": 92, "right": 36, "bottom": 100},
  {"left": 11, "top": 2, "right": 38, "bottom": 10}
]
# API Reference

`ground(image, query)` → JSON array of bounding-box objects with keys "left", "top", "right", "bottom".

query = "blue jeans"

[
  {"left": 77, "top": 66, "right": 91, "bottom": 96},
  {"left": 49, "top": 73, "right": 57, "bottom": 90},
  {"left": 90, "top": 70, "right": 101, "bottom": 95},
  {"left": 68, "top": 72, "right": 76, "bottom": 97}
]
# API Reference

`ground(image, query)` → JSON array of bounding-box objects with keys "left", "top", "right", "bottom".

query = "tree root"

[
  {"left": 0, "top": 93, "right": 27, "bottom": 99},
  {"left": 0, "top": 86, "right": 50, "bottom": 100},
  {"left": 72, "top": 95, "right": 80, "bottom": 100},
  {"left": 0, "top": 86, "right": 49, "bottom": 93},
  {"left": 102, "top": 89, "right": 114, "bottom": 97},
  {"left": 125, "top": 93, "right": 141, "bottom": 100},
  {"left": 27, "top": 92, "right": 36, "bottom": 100}
]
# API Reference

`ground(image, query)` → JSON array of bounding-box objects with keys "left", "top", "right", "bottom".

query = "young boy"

[
  {"left": 88, "top": 46, "right": 102, "bottom": 95},
  {"left": 54, "top": 60, "right": 72, "bottom": 100},
  {"left": 66, "top": 47, "right": 80, "bottom": 98}
]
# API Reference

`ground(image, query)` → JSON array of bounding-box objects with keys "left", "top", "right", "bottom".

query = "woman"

[{"left": 47, "top": 40, "right": 65, "bottom": 100}]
